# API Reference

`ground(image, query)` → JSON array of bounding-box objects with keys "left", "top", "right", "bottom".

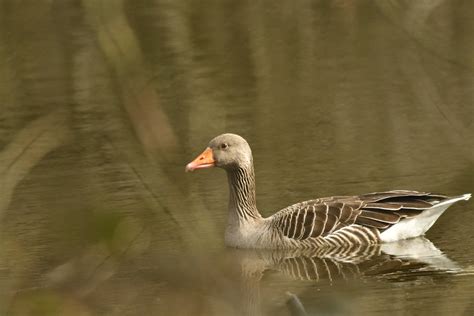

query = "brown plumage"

[
  {"left": 186, "top": 134, "right": 471, "bottom": 249},
  {"left": 272, "top": 191, "right": 450, "bottom": 240}
]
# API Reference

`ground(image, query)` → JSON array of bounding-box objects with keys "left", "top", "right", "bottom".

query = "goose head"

[{"left": 185, "top": 133, "right": 253, "bottom": 172}]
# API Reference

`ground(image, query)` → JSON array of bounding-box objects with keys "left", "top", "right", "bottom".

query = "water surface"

[{"left": 0, "top": 1, "right": 473, "bottom": 315}]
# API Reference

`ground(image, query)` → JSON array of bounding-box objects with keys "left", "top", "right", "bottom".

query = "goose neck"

[{"left": 226, "top": 163, "right": 261, "bottom": 222}]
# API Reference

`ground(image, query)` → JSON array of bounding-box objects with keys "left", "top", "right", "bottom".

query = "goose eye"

[{"left": 220, "top": 143, "right": 229, "bottom": 149}]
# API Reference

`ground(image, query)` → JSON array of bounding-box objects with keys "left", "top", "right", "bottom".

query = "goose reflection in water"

[{"left": 231, "top": 236, "right": 459, "bottom": 316}]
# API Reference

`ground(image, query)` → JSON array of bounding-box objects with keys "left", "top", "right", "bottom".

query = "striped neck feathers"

[{"left": 226, "top": 162, "right": 262, "bottom": 223}]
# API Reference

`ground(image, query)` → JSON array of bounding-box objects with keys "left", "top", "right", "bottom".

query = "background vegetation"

[{"left": 0, "top": 0, "right": 472, "bottom": 315}]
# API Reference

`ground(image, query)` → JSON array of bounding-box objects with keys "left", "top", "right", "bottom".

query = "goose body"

[{"left": 186, "top": 133, "right": 471, "bottom": 249}]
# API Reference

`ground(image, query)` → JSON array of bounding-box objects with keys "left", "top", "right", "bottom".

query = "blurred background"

[{"left": 0, "top": 0, "right": 473, "bottom": 315}]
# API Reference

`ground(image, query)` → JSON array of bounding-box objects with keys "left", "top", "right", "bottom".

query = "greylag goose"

[{"left": 186, "top": 133, "right": 471, "bottom": 249}]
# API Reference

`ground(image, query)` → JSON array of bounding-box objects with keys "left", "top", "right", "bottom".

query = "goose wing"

[{"left": 271, "top": 190, "right": 448, "bottom": 241}]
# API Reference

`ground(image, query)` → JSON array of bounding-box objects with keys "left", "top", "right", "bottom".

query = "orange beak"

[{"left": 185, "top": 147, "right": 215, "bottom": 172}]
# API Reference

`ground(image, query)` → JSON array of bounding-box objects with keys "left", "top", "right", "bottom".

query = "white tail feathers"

[
  {"left": 431, "top": 193, "right": 471, "bottom": 207},
  {"left": 380, "top": 193, "right": 471, "bottom": 243}
]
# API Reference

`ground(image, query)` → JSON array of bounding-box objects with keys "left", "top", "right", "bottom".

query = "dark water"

[{"left": 1, "top": 1, "right": 473, "bottom": 315}]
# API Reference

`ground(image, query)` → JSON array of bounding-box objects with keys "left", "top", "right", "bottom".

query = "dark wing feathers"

[
  {"left": 359, "top": 209, "right": 400, "bottom": 223},
  {"left": 342, "top": 202, "right": 360, "bottom": 222},
  {"left": 312, "top": 216, "right": 325, "bottom": 236},
  {"left": 363, "top": 203, "right": 403, "bottom": 211},
  {"left": 395, "top": 209, "right": 424, "bottom": 217},
  {"left": 274, "top": 191, "right": 449, "bottom": 241},
  {"left": 359, "top": 190, "right": 430, "bottom": 202},
  {"left": 386, "top": 200, "right": 434, "bottom": 209},
  {"left": 360, "top": 191, "right": 447, "bottom": 203},
  {"left": 301, "top": 211, "right": 315, "bottom": 239},
  {"left": 356, "top": 192, "right": 445, "bottom": 229},
  {"left": 355, "top": 217, "right": 391, "bottom": 229},
  {"left": 325, "top": 206, "right": 341, "bottom": 233}
]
